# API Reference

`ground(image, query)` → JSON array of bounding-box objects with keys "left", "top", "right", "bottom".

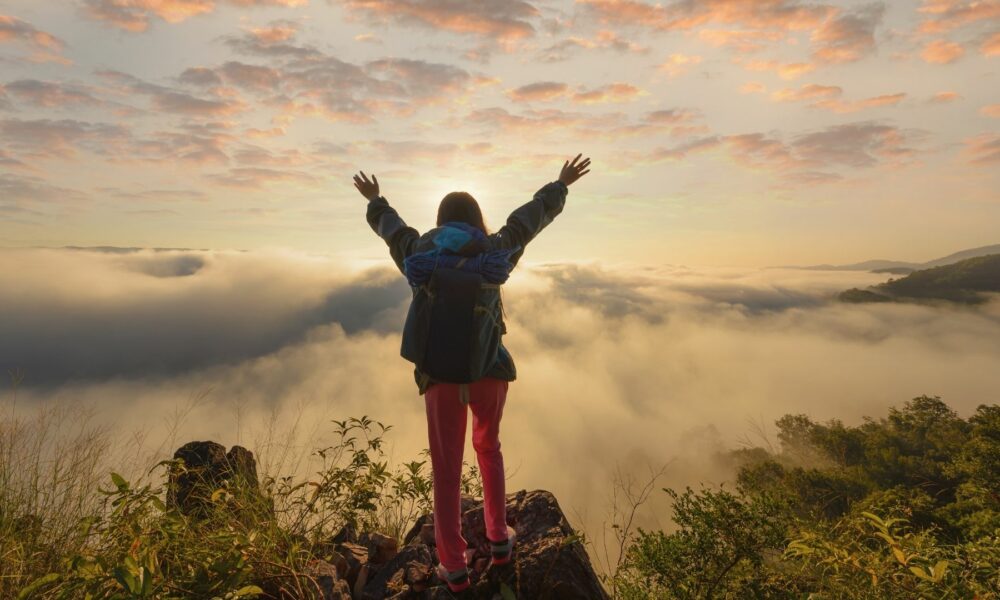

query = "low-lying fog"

[{"left": 4, "top": 247, "right": 999, "bottom": 568}]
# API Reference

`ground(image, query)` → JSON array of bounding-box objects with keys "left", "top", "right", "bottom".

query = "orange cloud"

[
  {"left": 738, "top": 58, "right": 816, "bottom": 79},
  {"left": 571, "top": 83, "right": 644, "bottom": 104},
  {"left": 214, "top": 30, "right": 486, "bottom": 123},
  {"left": 218, "top": 61, "right": 282, "bottom": 92},
  {"left": 929, "top": 91, "right": 961, "bottom": 103},
  {"left": 98, "top": 70, "right": 248, "bottom": 117},
  {"left": 963, "top": 133, "right": 1000, "bottom": 165},
  {"left": 579, "top": 0, "right": 887, "bottom": 66},
  {"left": 463, "top": 107, "right": 585, "bottom": 135},
  {"left": 644, "top": 108, "right": 699, "bottom": 125},
  {"left": 340, "top": 0, "right": 539, "bottom": 42},
  {"left": 981, "top": 104, "right": 1000, "bottom": 118},
  {"left": 577, "top": 0, "right": 831, "bottom": 33},
  {"left": 771, "top": 84, "right": 842, "bottom": 102},
  {"left": 249, "top": 22, "right": 299, "bottom": 43},
  {"left": 741, "top": 81, "right": 767, "bottom": 94},
  {"left": 207, "top": 166, "right": 317, "bottom": 188},
  {"left": 698, "top": 29, "right": 785, "bottom": 52},
  {"left": 921, "top": 39, "right": 965, "bottom": 63},
  {"left": 810, "top": 4, "right": 884, "bottom": 64},
  {"left": 0, "top": 14, "right": 69, "bottom": 63},
  {"left": 571, "top": 108, "right": 704, "bottom": 140},
  {"left": 4, "top": 80, "right": 101, "bottom": 107},
  {"left": 83, "top": 0, "right": 307, "bottom": 32},
  {"left": 645, "top": 122, "right": 917, "bottom": 185},
  {"left": 0, "top": 118, "right": 131, "bottom": 160},
  {"left": 983, "top": 31, "right": 1000, "bottom": 56},
  {"left": 724, "top": 133, "right": 805, "bottom": 171},
  {"left": 812, "top": 93, "right": 907, "bottom": 114},
  {"left": 538, "top": 29, "right": 649, "bottom": 62},
  {"left": 917, "top": 0, "right": 1000, "bottom": 34},
  {"left": 769, "top": 85, "right": 905, "bottom": 113},
  {"left": 505, "top": 82, "right": 569, "bottom": 102},
  {"left": 658, "top": 53, "right": 703, "bottom": 77}
]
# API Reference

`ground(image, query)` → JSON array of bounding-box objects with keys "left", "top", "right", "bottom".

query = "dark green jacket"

[{"left": 366, "top": 180, "right": 568, "bottom": 394}]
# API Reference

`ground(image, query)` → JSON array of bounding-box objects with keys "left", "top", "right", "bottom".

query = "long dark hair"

[
  {"left": 437, "top": 191, "right": 489, "bottom": 234},
  {"left": 438, "top": 191, "right": 507, "bottom": 318}
]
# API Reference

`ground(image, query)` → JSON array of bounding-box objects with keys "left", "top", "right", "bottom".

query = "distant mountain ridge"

[
  {"left": 779, "top": 243, "right": 1000, "bottom": 272},
  {"left": 839, "top": 253, "right": 1000, "bottom": 304}
]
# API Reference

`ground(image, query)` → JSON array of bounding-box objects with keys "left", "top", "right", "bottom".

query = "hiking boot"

[
  {"left": 435, "top": 563, "right": 471, "bottom": 592},
  {"left": 488, "top": 525, "right": 517, "bottom": 566}
]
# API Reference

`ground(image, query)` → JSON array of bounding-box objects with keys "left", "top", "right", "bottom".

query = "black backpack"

[{"left": 400, "top": 259, "right": 506, "bottom": 384}]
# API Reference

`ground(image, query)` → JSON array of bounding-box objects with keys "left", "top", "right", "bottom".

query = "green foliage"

[
  {"left": 276, "top": 416, "right": 434, "bottom": 543},
  {"left": 612, "top": 486, "right": 793, "bottom": 599},
  {"left": 5, "top": 413, "right": 487, "bottom": 599},
  {"left": 613, "top": 395, "right": 1000, "bottom": 599},
  {"left": 786, "top": 510, "right": 999, "bottom": 598},
  {"left": 17, "top": 463, "right": 267, "bottom": 599}
]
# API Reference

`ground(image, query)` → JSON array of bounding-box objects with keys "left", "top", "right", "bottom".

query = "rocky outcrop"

[
  {"left": 166, "top": 442, "right": 608, "bottom": 599},
  {"left": 365, "top": 489, "right": 610, "bottom": 600},
  {"left": 166, "top": 440, "right": 272, "bottom": 519}
]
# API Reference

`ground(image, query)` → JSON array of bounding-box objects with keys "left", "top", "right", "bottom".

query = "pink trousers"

[{"left": 424, "top": 377, "right": 509, "bottom": 572}]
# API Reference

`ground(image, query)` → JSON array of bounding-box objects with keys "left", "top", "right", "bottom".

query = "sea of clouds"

[{"left": 3, "top": 246, "right": 999, "bottom": 568}]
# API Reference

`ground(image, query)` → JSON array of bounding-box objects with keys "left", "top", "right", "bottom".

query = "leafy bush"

[
  {"left": 4, "top": 411, "right": 487, "bottom": 599},
  {"left": 610, "top": 396, "right": 1000, "bottom": 599}
]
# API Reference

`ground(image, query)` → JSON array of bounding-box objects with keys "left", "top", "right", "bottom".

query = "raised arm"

[
  {"left": 491, "top": 154, "right": 591, "bottom": 266},
  {"left": 354, "top": 171, "right": 419, "bottom": 275}
]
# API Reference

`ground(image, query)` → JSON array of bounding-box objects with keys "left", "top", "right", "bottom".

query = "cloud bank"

[{"left": 4, "top": 247, "right": 1000, "bottom": 561}]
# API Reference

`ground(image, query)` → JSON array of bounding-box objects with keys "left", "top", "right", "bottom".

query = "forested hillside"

[{"left": 840, "top": 254, "right": 1000, "bottom": 304}]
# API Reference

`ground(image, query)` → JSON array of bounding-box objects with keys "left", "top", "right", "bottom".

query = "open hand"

[
  {"left": 353, "top": 171, "right": 380, "bottom": 201},
  {"left": 558, "top": 154, "right": 591, "bottom": 186}
]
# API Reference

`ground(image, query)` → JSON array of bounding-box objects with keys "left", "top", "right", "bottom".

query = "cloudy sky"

[{"left": 1, "top": 0, "right": 998, "bottom": 266}]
